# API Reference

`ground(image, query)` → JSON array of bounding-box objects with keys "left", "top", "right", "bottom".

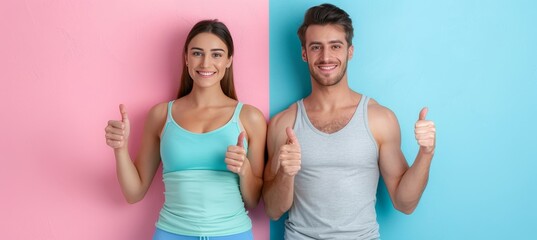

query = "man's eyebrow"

[
  {"left": 329, "top": 40, "right": 344, "bottom": 44},
  {"left": 307, "top": 40, "right": 345, "bottom": 47},
  {"left": 308, "top": 41, "right": 322, "bottom": 47}
]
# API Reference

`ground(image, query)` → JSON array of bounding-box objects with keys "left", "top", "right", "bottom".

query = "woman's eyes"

[{"left": 192, "top": 52, "right": 223, "bottom": 58}]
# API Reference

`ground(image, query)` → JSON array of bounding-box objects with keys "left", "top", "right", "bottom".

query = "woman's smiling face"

[{"left": 185, "top": 32, "right": 233, "bottom": 89}]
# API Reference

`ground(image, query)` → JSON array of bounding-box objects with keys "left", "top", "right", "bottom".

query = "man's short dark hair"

[{"left": 297, "top": 3, "right": 354, "bottom": 47}]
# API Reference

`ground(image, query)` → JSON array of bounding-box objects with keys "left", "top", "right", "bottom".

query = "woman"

[{"left": 105, "top": 20, "right": 266, "bottom": 240}]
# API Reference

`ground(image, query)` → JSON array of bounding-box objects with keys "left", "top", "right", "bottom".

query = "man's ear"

[
  {"left": 302, "top": 48, "right": 307, "bottom": 62},
  {"left": 348, "top": 45, "right": 354, "bottom": 60}
]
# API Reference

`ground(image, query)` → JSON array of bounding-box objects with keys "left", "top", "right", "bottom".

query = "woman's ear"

[{"left": 226, "top": 56, "right": 233, "bottom": 68}]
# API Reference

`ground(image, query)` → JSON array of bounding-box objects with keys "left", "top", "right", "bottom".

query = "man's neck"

[{"left": 305, "top": 78, "right": 360, "bottom": 110}]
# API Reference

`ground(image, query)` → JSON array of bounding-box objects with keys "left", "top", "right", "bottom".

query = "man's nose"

[{"left": 320, "top": 47, "right": 330, "bottom": 61}]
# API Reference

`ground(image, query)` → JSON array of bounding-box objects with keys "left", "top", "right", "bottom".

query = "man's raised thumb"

[
  {"left": 419, "top": 107, "right": 428, "bottom": 121},
  {"left": 286, "top": 127, "right": 298, "bottom": 144}
]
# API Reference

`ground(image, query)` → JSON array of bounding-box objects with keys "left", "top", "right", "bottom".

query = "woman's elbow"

[
  {"left": 123, "top": 191, "right": 145, "bottom": 204},
  {"left": 126, "top": 198, "right": 140, "bottom": 204},
  {"left": 244, "top": 200, "right": 259, "bottom": 210}
]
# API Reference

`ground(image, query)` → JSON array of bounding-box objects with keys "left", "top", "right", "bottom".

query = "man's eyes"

[{"left": 310, "top": 45, "right": 342, "bottom": 51}]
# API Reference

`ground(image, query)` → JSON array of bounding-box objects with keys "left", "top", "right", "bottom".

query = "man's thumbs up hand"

[
  {"left": 278, "top": 127, "right": 301, "bottom": 177},
  {"left": 415, "top": 107, "right": 436, "bottom": 154}
]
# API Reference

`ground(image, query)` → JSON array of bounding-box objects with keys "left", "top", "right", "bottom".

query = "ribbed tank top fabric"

[
  {"left": 156, "top": 101, "right": 251, "bottom": 236},
  {"left": 285, "top": 95, "right": 381, "bottom": 240}
]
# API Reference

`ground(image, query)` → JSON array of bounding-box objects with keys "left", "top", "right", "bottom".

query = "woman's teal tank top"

[{"left": 156, "top": 100, "right": 251, "bottom": 236}]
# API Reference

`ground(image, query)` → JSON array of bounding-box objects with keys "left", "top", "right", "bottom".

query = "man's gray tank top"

[{"left": 285, "top": 95, "right": 380, "bottom": 240}]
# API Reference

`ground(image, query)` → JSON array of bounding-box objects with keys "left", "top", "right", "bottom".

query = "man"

[{"left": 262, "top": 3, "right": 436, "bottom": 240}]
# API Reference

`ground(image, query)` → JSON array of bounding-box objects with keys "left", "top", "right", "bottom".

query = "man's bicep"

[
  {"left": 377, "top": 115, "right": 409, "bottom": 198},
  {"left": 379, "top": 142, "right": 408, "bottom": 186},
  {"left": 264, "top": 105, "right": 297, "bottom": 181},
  {"left": 264, "top": 119, "right": 284, "bottom": 181}
]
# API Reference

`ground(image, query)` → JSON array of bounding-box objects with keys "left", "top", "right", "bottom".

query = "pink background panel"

[{"left": 0, "top": 0, "right": 269, "bottom": 239}]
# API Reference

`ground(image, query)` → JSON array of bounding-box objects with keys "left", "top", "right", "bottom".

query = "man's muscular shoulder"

[
  {"left": 269, "top": 103, "right": 298, "bottom": 130},
  {"left": 367, "top": 98, "right": 400, "bottom": 144},
  {"left": 367, "top": 98, "right": 395, "bottom": 118}
]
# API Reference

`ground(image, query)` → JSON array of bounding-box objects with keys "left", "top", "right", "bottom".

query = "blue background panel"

[{"left": 269, "top": 0, "right": 537, "bottom": 239}]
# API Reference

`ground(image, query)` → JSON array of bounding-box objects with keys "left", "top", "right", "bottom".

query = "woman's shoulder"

[
  {"left": 150, "top": 101, "right": 170, "bottom": 114},
  {"left": 239, "top": 103, "right": 267, "bottom": 126},
  {"left": 145, "top": 101, "right": 171, "bottom": 123}
]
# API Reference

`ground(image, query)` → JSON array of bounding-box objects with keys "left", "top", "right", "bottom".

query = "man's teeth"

[{"left": 319, "top": 65, "right": 336, "bottom": 70}]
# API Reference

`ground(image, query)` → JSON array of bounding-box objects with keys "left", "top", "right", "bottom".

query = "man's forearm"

[
  {"left": 394, "top": 150, "right": 433, "bottom": 214},
  {"left": 263, "top": 172, "right": 295, "bottom": 220}
]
